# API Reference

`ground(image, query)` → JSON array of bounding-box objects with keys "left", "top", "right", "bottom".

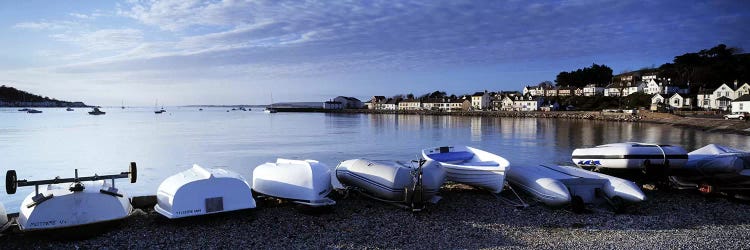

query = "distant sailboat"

[
  {"left": 264, "top": 92, "right": 278, "bottom": 113},
  {"left": 121, "top": 100, "right": 125, "bottom": 109},
  {"left": 154, "top": 99, "right": 166, "bottom": 114}
]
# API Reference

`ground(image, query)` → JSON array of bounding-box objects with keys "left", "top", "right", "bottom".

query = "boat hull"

[
  {"left": 155, "top": 165, "right": 256, "bottom": 219},
  {"left": 572, "top": 142, "right": 688, "bottom": 169},
  {"left": 507, "top": 165, "right": 645, "bottom": 207},
  {"left": 335, "top": 159, "right": 444, "bottom": 203},
  {"left": 18, "top": 181, "right": 132, "bottom": 231},
  {"left": 422, "top": 146, "right": 508, "bottom": 193},
  {"left": 252, "top": 159, "right": 335, "bottom": 207}
]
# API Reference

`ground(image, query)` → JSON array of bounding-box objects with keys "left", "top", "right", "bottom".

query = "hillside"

[{"left": 0, "top": 85, "right": 88, "bottom": 107}]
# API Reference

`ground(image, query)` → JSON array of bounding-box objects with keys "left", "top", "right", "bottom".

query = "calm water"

[{"left": 1, "top": 107, "right": 747, "bottom": 212}]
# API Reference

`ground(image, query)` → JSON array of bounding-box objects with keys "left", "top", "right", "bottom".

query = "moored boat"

[
  {"left": 155, "top": 165, "right": 256, "bottom": 219},
  {"left": 572, "top": 142, "right": 688, "bottom": 170},
  {"left": 335, "top": 158, "right": 445, "bottom": 211},
  {"left": 66, "top": 107, "right": 74, "bottom": 111},
  {"left": 422, "top": 146, "right": 509, "bottom": 193},
  {"left": 27, "top": 109, "right": 42, "bottom": 113},
  {"left": 88, "top": 107, "right": 106, "bottom": 115},
  {"left": 252, "top": 158, "right": 335, "bottom": 207},
  {"left": 507, "top": 164, "right": 645, "bottom": 212},
  {"left": 5, "top": 163, "right": 137, "bottom": 232}
]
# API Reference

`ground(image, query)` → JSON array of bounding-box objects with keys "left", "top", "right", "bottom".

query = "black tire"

[
  {"left": 571, "top": 196, "right": 585, "bottom": 214},
  {"left": 129, "top": 162, "right": 138, "bottom": 183},
  {"left": 6, "top": 170, "right": 17, "bottom": 194}
]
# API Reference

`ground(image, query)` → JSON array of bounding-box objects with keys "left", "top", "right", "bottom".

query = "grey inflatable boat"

[{"left": 335, "top": 159, "right": 445, "bottom": 211}]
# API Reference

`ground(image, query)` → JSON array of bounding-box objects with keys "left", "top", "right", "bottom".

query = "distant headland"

[{"left": 0, "top": 85, "right": 89, "bottom": 107}]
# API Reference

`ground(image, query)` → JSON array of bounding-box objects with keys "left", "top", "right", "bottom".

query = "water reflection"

[{"left": 0, "top": 110, "right": 745, "bottom": 212}]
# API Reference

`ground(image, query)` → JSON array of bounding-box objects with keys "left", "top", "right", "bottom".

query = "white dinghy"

[
  {"left": 155, "top": 165, "right": 256, "bottom": 219},
  {"left": 572, "top": 142, "right": 688, "bottom": 171},
  {"left": 0, "top": 202, "right": 9, "bottom": 233},
  {"left": 507, "top": 164, "right": 645, "bottom": 213},
  {"left": 5, "top": 163, "right": 137, "bottom": 231},
  {"left": 670, "top": 144, "right": 750, "bottom": 194},
  {"left": 335, "top": 159, "right": 445, "bottom": 211},
  {"left": 252, "top": 159, "right": 335, "bottom": 207},
  {"left": 422, "top": 146, "right": 509, "bottom": 193}
]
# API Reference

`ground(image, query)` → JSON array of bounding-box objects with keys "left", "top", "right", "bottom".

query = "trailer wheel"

[
  {"left": 571, "top": 195, "right": 585, "bottom": 214},
  {"left": 6, "top": 170, "right": 17, "bottom": 194},
  {"left": 129, "top": 162, "right": 138, "bottom": 183}
]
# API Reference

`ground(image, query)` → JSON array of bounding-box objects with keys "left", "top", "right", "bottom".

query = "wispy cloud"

[
  {"left": 13, "top": 20, "right": 78, "bottom": 30},
  {"left": 51, "top": 28, "right": 144, "bottom": 51}
]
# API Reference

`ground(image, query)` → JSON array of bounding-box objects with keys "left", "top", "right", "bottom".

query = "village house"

[
  {"left": 513, "top": 94, "right": 544, "bottom": 111},
  {"left": 471, "top": 91, "right": 490, "bottom": 110},
  {"left": 604, "top": 83, "right": 623, "bottom": 97},
  {"left": 398, "top": 99, "right": 422, "bottom": 110},
  {"left": 651, "top": 94, "right": 666, "bottom": 104},
  {"left": 333, "top": 96, "right": 364, "bottom": 109},
  {"left": 731, "top": 94, "right": 750, "bottom": 114},
  {"left": 668, "top": 93, "right": 690, "bottom": 109},
  {"left": 583, "top": 84, "right": 604, "bottom": 96},
  {"left": 369, "top": 96, "right": 386, "bottom": 109}
]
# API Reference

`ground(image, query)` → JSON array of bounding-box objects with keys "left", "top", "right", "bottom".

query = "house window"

[{"left": 741, "top": 103, "right": 744, "bottom": 110}]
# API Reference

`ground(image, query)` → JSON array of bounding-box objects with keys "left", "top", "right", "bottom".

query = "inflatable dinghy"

[
  {"left": 572, "top": 142, "right": 688, "bottom": 171},
  {"left": 0, "top": 202, "right": 9, "bottom": 233},
  {"left": 155, "top": 165, "right": 256, "bottom": 219},
  {"left": 5, "top": 163, "right": 137, "bottom": 231},
  {"left": 422, "top": 146, "right": 509, "bottom": 193},
  {"left": 252, "top": 158, "right": 335, "bottom": 207},
  {"left": 335, "top": 159, "right": 445, "bottom": 211},
  {"left": 507, "top": 164, "right": 645, "bottom": 212},
  {"left": 670, "top": 144, "right": 750, "bottom": 194}
]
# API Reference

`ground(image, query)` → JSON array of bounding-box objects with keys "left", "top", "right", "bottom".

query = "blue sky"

[{"left": 1, "top": 0, "right": 748, "bottom": 105}]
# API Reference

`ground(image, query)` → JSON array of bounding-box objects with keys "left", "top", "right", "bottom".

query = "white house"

[
  {"left": 651, "top": 94, "right": 666, "bottom": 104},
  {"left": 604, "top": 83, "right": 623, "bottom": 97},
  {"left": 620, "top": 82, "right": 646, "bottom": 96},
  {"left": 398, "top": 99, "right": 422, "bottom": 110},
  {"left": 583, "top": 84, "right": 604, "bottom": 96},
  {"left": 645, "top": 79, "right": 662, "bottom": 95},
  {"left": 735, "top": 82, "right": 750, "bottom": 97},
  {"left": 471, "top": 91, "right": 490, "bottom": 110},
  {"left": 668, "top": 93, "right": 689, "bottom": 109},
  {"left": 382, "top": 98, "right": 399, "bottom": 110},
  {"left": 731, "top": 94, "right": 750, "bottom": 113},
  {"left": 514, "top": 95, "right": 544, "bottom": 111}
]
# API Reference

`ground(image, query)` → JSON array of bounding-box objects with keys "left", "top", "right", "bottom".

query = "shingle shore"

[{"left": 1, "top": 183, "right": 749, "bottom": 249}]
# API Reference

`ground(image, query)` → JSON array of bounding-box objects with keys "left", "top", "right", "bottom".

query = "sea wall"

[{"left": 280, "top": 108, "right": 750, "bottom": 136}]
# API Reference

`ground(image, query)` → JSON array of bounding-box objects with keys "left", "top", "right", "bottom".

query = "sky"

[{"left": 0, "top": 0, "right": 749, "bottom": 106}]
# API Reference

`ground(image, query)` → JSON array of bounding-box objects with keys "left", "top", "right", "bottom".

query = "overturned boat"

[
  {"left": 670, "top": 144, "right": 750, "bottom": 194},
  {"left": 572, "top": 142, "right": 688, "bottom": 172},
  {"left": 155, "top": 165, "right": 256, "bottom": 219},
  {"left": 422, "top": 146, "right": 509, "bottom": 193},
  {"left": 5, "top": 163, "right": 137, "bottom": 231},
  {"left": 507, "top": 164, "right": 645, "bottom": 212},
  {"left": 335, "top": 159, "right": 445, "bottom": 211},
  {"left": 252, "top": 159, "right": 335, "bottom": 207},
  {"left": 0, "top": 202, "right": 8, "bottom": 233}
]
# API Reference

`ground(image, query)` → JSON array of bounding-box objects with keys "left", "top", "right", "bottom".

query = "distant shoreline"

[{"left": 278, "top": 108, "right": 750, "bottom": 136}]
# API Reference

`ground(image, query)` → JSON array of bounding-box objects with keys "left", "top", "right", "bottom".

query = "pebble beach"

[{"left": 2, "top": 183, "right": 749, "bottom": 249}]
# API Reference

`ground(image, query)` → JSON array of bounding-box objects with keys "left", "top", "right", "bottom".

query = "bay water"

[{"left": 1, "top": 107, "right": 746, "bottom": 212}]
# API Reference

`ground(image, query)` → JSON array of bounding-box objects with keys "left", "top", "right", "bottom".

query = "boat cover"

[{"left": 686, "top": 144, "right": 750, "bottom": 175}]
